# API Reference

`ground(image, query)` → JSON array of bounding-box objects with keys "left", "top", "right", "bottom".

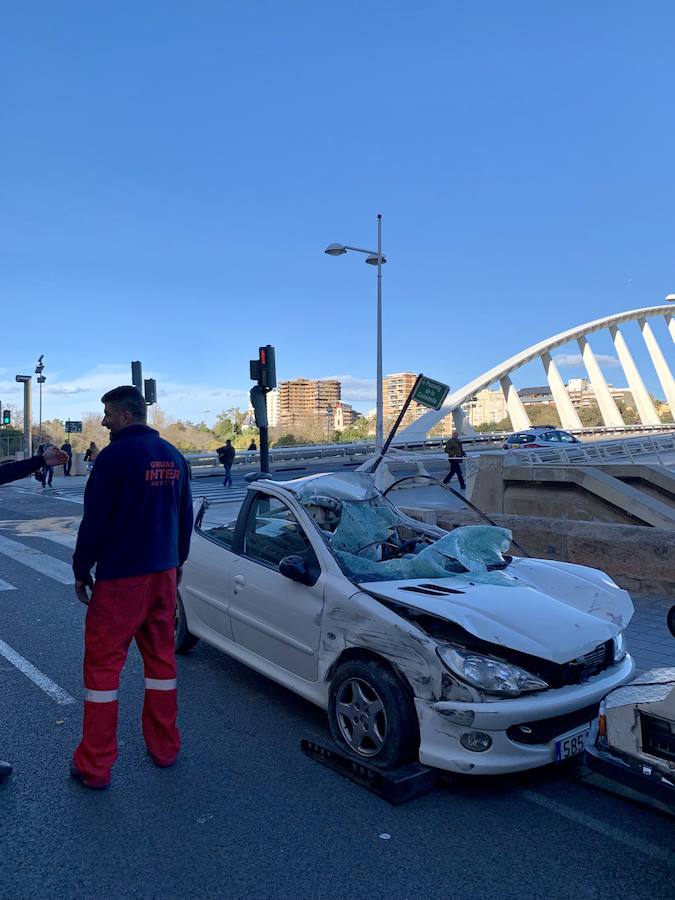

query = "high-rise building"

[
  {"left": 278, "top": 378, "right": 341, "bottom": 427},
  {"left": 382, "top": 373, "right": 426, "bottom": 430}
]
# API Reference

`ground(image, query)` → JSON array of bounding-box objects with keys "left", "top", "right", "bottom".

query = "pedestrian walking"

[
  {"left": 442, "top": 430, "right": 466, "bottom": 490},
  {"left": 0, "top": 444, "right": 68, "bottom": 783},
  {"left": 84, "top": 442, "right": 99, "bottom": 472},
  {"left": 70, "top": 386, "right": 193, "bottom": 790},
  {"left": 37, "top": 443, "right": 54, "bottom": 488},
  {"left": 61, "top": 441, "right": 73, "bottom": 476},
  {"left": 217, "top": 439, "right": 235, "bottom": 487}
]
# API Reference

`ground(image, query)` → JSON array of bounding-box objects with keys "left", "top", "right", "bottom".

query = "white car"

[
  {"left": 502, "top": 428, "right": 582, "bottom": 450},
  {"left": 178, "top": 472, "right": 635, "bottom": 775}
]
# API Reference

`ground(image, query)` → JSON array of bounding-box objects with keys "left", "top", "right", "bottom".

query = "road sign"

[
  {"left": 412, "top": 376, "right": 449, "bottom": 410},
  {"left": 65, "top": 420, "right": 82, "bottom": 433}
]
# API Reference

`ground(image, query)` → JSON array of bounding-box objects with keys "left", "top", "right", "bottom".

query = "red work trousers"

[{"left": 73, "top": 569, "right": 180, "bottom": 786}]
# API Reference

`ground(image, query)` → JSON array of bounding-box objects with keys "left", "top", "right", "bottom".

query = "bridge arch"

[{"left": 394, "top": 304, "right": 675, "bottom": 442}]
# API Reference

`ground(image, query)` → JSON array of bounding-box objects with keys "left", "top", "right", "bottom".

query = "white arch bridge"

[{"left": 396, "top": 303, "right": 675, "bottom": 442}]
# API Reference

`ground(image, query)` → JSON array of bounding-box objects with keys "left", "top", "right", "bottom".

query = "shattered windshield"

[{"left": 290, "top": 474, "right": 513, "bottom": 584}]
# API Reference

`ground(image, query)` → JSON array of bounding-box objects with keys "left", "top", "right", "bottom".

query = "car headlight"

[
  {"left": 612, "top": 632, "right": 627, "bottom": 663},
  {"left": 437, "top": 646, "right": 548, "bottom": 696}
]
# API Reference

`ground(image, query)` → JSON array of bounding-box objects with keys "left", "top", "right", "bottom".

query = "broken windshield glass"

[{"left": 293, "top": 473, "right": 514, "bottom": 585}]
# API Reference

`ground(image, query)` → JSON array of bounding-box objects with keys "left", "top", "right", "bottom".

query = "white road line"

[
  {"left": 0, "top": 638, "right": 75, "bottom": 705},
  {"left": 522, "top": 790, "right": 675, "bottom": 867},
  {"left": 0, "top": 578, "right": 16, "bottom": 591},
  {"left": 0, "top": 534, "right": 74, "bottom": 585},
  {"left": 25, "top": 530, "right": 78, "bottom": 549}
]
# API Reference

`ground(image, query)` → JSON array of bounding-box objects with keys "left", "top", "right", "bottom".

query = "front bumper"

[
  {"left": 584, "top": 721, "right": 675, "bottom": 814},
  {"left": 416, "top": 655, "right": 635, "bottom": 775}
]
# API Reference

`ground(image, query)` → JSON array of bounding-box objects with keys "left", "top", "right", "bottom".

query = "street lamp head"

[
  {"left": 365, "top": 254, "right": 386, "bottom": 266},
  {"left": 324, "top": 243, "right": 347, "bottom": 257},
  {"left": 15, "top": 375, "right": 31, "bottom": 383},
  {"left": 666, "top": 294, "right": 675, "bottom": 303}
]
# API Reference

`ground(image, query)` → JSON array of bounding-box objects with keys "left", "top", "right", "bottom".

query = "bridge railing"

[{"left": 503, "top": 433, "right": 675, "bottom": 467}]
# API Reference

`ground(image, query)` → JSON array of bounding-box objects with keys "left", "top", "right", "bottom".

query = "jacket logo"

[{"left": 145, "top": 460, "right": 180, "bottom": 486}]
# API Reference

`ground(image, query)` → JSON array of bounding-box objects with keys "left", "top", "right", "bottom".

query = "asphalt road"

[{"left": 0, "top": 481, "right": 673, "bottom": 900}]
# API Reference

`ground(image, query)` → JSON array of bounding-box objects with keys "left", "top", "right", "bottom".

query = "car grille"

[
  {"left": 641, "top": 714, "right": 675, "bottom": 763},
  {"left": 554, "top": 641, "right": 613, "bottom": 688},
  {"left": 507, "top": 703, "right": 599, "bottom": 745}
]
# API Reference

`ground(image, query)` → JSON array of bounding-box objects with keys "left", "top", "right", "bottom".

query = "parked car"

[
  {"left": 503, "top": 428, "right": 582, "bottom": 450},
  {"left": 582, "top": 605, "right": 675, "bottom": 815},
  {"left": 178, "top": 471, "right": 634, "bottom": 775}
]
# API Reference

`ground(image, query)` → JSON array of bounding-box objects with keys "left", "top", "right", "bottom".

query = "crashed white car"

[{"left": 178, "top": 472, "right": 635, "bottom": 775}]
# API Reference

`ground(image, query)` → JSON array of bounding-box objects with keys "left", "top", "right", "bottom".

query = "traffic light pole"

[{"left": 259, "top": 421, "right": 269, "bottom": 475}]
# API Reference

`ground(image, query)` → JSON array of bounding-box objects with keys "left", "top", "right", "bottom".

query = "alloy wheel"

[{"left": 335, "top": 678, "right": 388, "bottom": 757}]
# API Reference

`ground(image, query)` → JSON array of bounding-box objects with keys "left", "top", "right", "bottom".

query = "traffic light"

[
  {"left": 131, "top": 361, "right": 143, "bottom": 393},
  {"left": 250, "top": 345, "right": 276, "bottom": 390},
  {"left": 2, "top": 409, "right": 10, "bottom": 426},
  {"left": 144, "top": 378, "right": 157, "bottom": 405}
]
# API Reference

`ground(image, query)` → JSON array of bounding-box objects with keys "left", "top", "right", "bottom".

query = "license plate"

[{"left": 554, "top": 727, "right": 590, "bottom": 761}]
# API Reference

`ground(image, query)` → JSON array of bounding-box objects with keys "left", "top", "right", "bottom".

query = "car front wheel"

[
  {"left": 175, "top": 590, "right": 199, "bottom": 654},
  {"left": 327, "top": 659, "right": 419, "bottom": 769}
]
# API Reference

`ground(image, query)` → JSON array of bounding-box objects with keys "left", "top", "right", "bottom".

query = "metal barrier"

[{"left": 503, "top": 433, "right": 675, "bottom": 467}]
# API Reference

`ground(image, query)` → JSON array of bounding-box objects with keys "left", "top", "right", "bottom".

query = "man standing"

[
  {"left": 217, "top": 438, "right": 235, "bottom": 487},
  {"left": 0, "top": 445, "right": 69, "bottom": 783},
  {"left": 60, "top": 440, "right": 73, "bottom": 476},
  {"left": 442, "top": 430, "right": 466, "bottom": 490},
  {"left": 71, "top": 386, "right": 193, "bottom": 790}
]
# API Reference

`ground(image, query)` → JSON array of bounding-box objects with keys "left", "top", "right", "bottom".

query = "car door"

[
  {"left": 228, "top": 492, "right": 324, "bottom": 681},
  {"left": 182, "top": 501, "right": 237, "bottom": 641}
]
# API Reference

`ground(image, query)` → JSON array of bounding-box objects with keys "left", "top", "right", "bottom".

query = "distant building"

[
  {"left": 565, "top": 378, "right": 634, "bottom": 410},
  {"left": 267, "top": 388, "right": 279, "bottom": 427},
  {"left": 278, "top": 378, "right": 341, "bottom": 427},
  {"left": 461, "top": 389, "right": 508, "bottom": 427},
  {"left": 333, "top": 401, "right": 361, "bottom": 431},
  {"left": 383, "top": 373, "right": 426, "bottom": 430}
]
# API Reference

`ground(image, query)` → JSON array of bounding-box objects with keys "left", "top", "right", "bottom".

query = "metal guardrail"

[
  {"left": 185, "top": 424, "right": 674, "bottom": 475},
  {"left": 503, "top": 433, "right": 675, "bottom": 467}
]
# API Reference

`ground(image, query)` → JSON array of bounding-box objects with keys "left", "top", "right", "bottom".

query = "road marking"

[
  {"left": 0, "top": 578, "right": 16, "bottom": 591},
  {"left": 25, "top": 530, "right": 78, "bottom": 549},
  {"left": 0, "top": 534, "right": 74, "bottom": 584},
  {"left": 0, "top": 638, "right": 75, "bottom": 705},
  {"left": 522, "top": 790, "right": 675, "bottom": 867}
]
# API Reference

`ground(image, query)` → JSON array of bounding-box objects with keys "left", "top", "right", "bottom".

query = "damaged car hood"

[{"left": 359, "top": 557, "right": 634, "bottom": 664}]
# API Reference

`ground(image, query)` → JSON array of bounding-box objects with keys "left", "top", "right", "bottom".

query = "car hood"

[{"left": 359, "top": 557, "right": 634, "bottom": 664}]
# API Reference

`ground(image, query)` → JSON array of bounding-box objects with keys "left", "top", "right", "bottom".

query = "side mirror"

[{"left": 279, "top": 555, "right": 312, "bottom": 585}]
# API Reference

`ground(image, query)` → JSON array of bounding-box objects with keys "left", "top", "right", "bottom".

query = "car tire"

[
  {"left": 175, "top": 590, "right": 199, "bottom": 654},
  {"left": 668, "top": 605, "right": 675, "bottom": 639},
  {"left": 327, "top": 659, "right": 419, "bottom": 769}
]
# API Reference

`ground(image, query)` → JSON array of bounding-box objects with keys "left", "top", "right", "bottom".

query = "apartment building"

[
  {"left": 278, "top": 378, "right": 341, "bottom": 427},
  {"left": 382, "top": 372, "right": 426, "bottom": 429},
  {"left": 333, "top": 401, "right": 361, "bottom": 431}
]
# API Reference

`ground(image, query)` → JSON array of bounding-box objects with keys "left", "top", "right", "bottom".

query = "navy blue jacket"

[{"left": 72, "top": 425, "right": 193, "bottom": 581}]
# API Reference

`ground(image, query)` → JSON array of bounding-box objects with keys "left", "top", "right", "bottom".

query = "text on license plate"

[{"left": 555, "top": 727, "right": 591, "bottom": 761}]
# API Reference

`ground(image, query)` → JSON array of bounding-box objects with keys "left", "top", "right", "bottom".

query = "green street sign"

[{"left": 412, "top": 376, "right": 449, "bottom": 410}]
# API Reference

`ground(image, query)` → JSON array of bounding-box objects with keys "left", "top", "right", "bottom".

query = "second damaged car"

[{"left": 178, "top": 472, "right": 635, "bottom": 775}]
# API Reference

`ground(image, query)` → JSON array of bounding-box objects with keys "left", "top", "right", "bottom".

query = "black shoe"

[
  {"left": 69, "top": 763, "right": 109, "bottom": 790},
  {"left": 0, "top": 760, "right": 12, "bottom": 782}
]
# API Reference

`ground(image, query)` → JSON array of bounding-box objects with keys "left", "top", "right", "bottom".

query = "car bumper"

[
  {"left": 584, "top": 721, "right": 675, "bottom": 814},
  {"left": 416, "top": 655, "right": 635, "bottom": 775}
]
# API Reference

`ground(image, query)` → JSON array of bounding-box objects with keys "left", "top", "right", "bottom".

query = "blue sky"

[{"left": 1, "top": 1, "right": 674, "bottom": 423}]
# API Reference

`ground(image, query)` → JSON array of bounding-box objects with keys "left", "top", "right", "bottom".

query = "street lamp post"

[
  {"left": 35, "top": 355, "right": 45, "bottom": 448},
  {"left": 325, "top": 214, "right": 387, "bottom": 448}
]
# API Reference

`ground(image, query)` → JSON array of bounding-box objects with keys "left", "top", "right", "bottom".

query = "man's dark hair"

[{"left": 101, "top": 386, "right": 148, "bottom": 422}]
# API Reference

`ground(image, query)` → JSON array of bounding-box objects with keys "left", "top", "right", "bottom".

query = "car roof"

[{"left": 255, "top": 470, "right": 378, "bottom": 503}]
